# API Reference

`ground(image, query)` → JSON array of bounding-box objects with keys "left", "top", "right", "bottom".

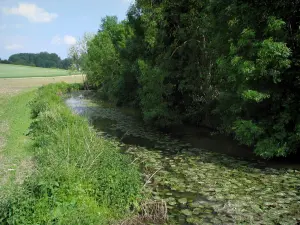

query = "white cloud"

[
  {"left": 5, "top": 44, "right": 23, "bottom": 50},
  {"left": 51, "top": 35, "right": 76, "bottom": 45},
  {"left": 3, "top": 3, "right": 58, "bottom": 23},
  {"left": 63, "top": 35, "right": 76, "bottom": 45}
]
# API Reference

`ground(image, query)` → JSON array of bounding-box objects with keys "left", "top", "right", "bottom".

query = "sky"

[{"left": 0, "top": 0, "right": 133, "bottom": 59}]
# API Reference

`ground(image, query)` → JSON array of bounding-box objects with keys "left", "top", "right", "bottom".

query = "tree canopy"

[
  {"left": 2, "top": 52, "right": 72, "bottom": 69},
  {"left": 76, "top": 0, "right": 300, "bottom": 159}
]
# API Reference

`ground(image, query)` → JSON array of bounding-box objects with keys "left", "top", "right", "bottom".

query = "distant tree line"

[
  {"left": 72, "top": 0, "right": 300, "bottom": 159},
  {"left": 0, "top": 52, "right": 72, "bottom": 69},
  {"left": 0, "top": 58, "right": 10, "bottom": 64}
]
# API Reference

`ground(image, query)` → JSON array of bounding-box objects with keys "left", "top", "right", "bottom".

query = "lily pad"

[
  {"left": 178, "top": 198, "right": 188, "bottom": 204},
  {"left": 168, "top": 201, "right": 177, "bottom": 206},
  {"left": 181, "top": 209, "right": 192, "bottom": 216},
  {"left": 193, "top": 208, "right": 202, "bottom": 215},
  {"left": 190, "top": 201, "right": 201, "bottom": 208},
  {"left": 153, "top": 196, "right": 161, "bottom": 200},
  {"left": 186, "top": 216, "right": 204, "bottom": 224}
]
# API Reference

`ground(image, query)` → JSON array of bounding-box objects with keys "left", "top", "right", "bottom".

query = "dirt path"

[{"left": 0, "top": 75, "right": 84, "bottom": 94}]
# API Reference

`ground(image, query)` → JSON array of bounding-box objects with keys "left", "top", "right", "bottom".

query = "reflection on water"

[{"left": 66, "top": 91, "right": 300, "bottom": 225}]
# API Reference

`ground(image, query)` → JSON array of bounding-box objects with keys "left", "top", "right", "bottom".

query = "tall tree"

[{"left": 82, "top": 0, "right": 300, "bottom": 158}]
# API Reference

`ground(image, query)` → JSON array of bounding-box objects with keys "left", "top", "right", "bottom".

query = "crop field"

[
  {"left": 0, "top": 63, "right": 84, "bottom": 94},
  {"left": 0, "top": 63, "right": 70, "bottom": 78},
  {"left": 0, "top": 75, "right": 84, "bottom": 95}
]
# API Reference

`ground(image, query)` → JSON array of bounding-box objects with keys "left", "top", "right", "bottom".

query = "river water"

[{"left": 66, "top": 91, "right": 300, "bottom": 225}]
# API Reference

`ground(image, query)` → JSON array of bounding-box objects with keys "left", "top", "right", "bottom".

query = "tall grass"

[{"left": 0, "top": 83, "right": 142, "bottom": 224}]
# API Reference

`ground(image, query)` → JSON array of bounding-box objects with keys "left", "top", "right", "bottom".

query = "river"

[{"left": 66, "top": 91, "right": 300, "bottom": 225}]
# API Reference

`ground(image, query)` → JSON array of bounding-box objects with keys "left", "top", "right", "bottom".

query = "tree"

[
  {"left": 83, "top": 0, "right": 300, "bottom": 158},
  {"left": 7, "top": 52, "right": 71, "bottom": 69},
  {"left": 60, "top": 58, "right": 72, "bottom": 70},
  {"left": 68, "top": 32, "right": 94, "bottom": 72}
]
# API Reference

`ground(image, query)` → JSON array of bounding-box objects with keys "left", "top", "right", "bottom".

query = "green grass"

[
  {"left": 0, "top": 91, "right": 34, "bottom": 158},
  {"left": 0, "top": 83, "right": 142, "bottom": 224},
  {"left": 0, "top": 64, "right": 70, "bottom": 78},
  {"left": 0, "top": 91, "right": 35, "bottom": 205}
]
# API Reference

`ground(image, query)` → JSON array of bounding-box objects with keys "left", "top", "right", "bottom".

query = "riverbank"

[{"left": 0, "top": 83, "right": 144, "bottom": 224}]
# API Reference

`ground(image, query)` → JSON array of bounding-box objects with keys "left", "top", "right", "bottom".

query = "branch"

[
  {"left": 170, "top": 39, "right": 202, "bottom": 58},
  {"left": 143, "top": 168, "right": 162, "bottom": 188}
]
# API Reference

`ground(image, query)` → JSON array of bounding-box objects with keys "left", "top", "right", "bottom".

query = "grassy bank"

[
  {"left": 0, "top": 91, "right": 35, "bottom": 206},
  {"left": 0, "top": 83, "right": 142, "bottom": 224}
]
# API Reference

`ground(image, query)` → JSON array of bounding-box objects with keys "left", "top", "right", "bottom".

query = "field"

[
  {"left": 0, "top": 63, "right": 84, "bottom": 94},
  {"left": 0, "top": 63, "right": 70, "bottom": 78},
  {"left": 0, "top": 75, "right": 84, "bottom": 95}
]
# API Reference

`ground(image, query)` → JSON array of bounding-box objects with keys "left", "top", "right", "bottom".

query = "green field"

[{"left": 0, "top": 64, "right": 70, "bottom": 78}]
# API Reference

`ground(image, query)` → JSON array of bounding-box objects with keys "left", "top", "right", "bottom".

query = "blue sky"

[{"left": 0, "top": 0, "right": 133, "bottom": 59}]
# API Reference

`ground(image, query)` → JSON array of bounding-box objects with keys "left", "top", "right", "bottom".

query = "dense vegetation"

[
  {"left": 0, "top": 58, "right": 10, "bottom": 64},
  {"left": 0, "top": 52, "right": 72, "bottom": 69},
  {"left": 0, "top": 83, "right": 142, "bottom": 224},
  {"left": 73, "top": 0, "right": 300, "bottom": 159}
]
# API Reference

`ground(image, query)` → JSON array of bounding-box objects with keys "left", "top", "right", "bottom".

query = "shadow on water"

[
  {"left": 66, "top": 91, "right": 299, "bottom": 169},
  {"left": 65, "top": 91, "right": 300, "bottom": 225}
]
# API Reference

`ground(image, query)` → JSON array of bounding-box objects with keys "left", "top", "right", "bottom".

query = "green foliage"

[
  {"left": 233, "top": 120, "right": 264, "bottom": 146},
  {"left": 255, "top": 138, "right": 288, "bottom": 159},
  {"left": 82, "top": 0, "right": 300, "bottom": 158},
  {"left": 0, "top": 83, "right": 142, "bottom": 224},
  {"left": 266, "top": 16, "right": 286, "bottom": 33},
  {"left": 0, "top": 58, "right": 10, "bottom": 64},
  {"left": 137, "top": 60, "right": 175, "bottom": 126},
  {"left": 82, "top": 17, "right": 134, "bottom": 103},
  {"left": 87, "top": 32, "right": 120, "bottom": 88},
  {"left": 8, "top": 52, "right": 71, "bottom": 69},
  {"left": 213, "top": 1, "right": 298, "bottom": 158},
  {"left": 242, "top": 90, "right": 270, "bottom": 102},
  {"left": 257, "top": 38, "right": 291, "bottom": 82}
]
